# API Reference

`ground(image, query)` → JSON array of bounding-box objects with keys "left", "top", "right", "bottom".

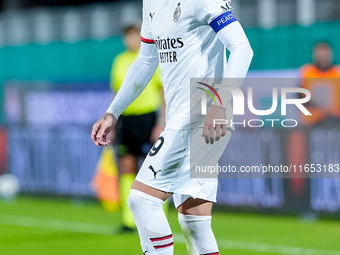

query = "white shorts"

[{"left": 135, "top": 127, "right": 232, "bottom": 208}]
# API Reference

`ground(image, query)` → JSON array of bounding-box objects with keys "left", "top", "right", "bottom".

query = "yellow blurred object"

[
  {"left": 92, "top": 146, "right": 120, "bottom": 212},
  {"left": 111, "top": 50, "right": 162, "bottom": 116}
]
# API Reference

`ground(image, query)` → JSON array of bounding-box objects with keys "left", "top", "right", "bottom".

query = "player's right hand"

[{"left": 91, "top": 113, "right": 117, "bottom": 146}]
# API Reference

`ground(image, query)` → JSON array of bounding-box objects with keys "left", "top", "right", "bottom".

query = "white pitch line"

[
  {"left": 0, "top": 215, "right": 114, "bottom": 235},
  {"left": 0, "top": 214, "right": 339, "bottom": 255}
]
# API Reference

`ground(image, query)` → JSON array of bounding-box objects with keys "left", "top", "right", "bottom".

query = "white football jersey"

[{"left": 141, "top": 0, "right": 237, "bottom": 129}]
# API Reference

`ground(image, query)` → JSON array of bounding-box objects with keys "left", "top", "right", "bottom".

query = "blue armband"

[{"left": 210, "top": 11, "right": 237, "bottom": 33}]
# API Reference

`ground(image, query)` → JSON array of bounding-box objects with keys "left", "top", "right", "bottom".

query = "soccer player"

[
  {"left": 91, "top": 0, "right": 253, "bottom": 254},
  {"left": 300, "top": 42, "right": 340, "bottom": 125},
  {"left": 110, "top": 24, "right": 166, "bottom": 232}
]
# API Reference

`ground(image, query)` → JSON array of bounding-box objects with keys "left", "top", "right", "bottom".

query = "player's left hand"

[{"left": 203, "top": 105, "right": 227, "bottom": 144}]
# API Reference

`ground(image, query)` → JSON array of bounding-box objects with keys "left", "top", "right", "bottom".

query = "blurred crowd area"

[
  {"left": 0, "top": 0, "right": 340, "bottom": 45},
  {"left": 0, "top": 0, "right": 340, "bottom": 216}
]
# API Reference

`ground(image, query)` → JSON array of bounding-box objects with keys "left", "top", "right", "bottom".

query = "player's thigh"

[
  {"left": 131, "top": 180, "right": 172, "bottom": 201},
  {"left": 177, "top": 197, "right": 213, "bottom": 216}
]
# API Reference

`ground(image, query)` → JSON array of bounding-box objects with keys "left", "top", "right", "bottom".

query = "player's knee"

[
  {"left": 127, "top": 189, "right": 151, "bottom": 212},
  {"left": 178, "top": 213, "right": 219, "bottom": 253},
  {"left": 178, "top": 213, "right": 212, "bottom": 229},
  {"left": 178, "top": 213, "right": 214, "bottom": 240},
  {"left": 128, "top": 189, "right": 164, "bottom": 213}
]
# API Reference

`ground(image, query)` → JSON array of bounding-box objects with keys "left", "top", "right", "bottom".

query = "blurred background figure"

[
  {"left": 110, "top": 24, "right": 166, "bottom": 232},
  {"left": 300, "top": 42, "right": 340, "bottom": 125}
]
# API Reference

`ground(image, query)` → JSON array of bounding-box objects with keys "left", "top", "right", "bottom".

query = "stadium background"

[{"left": 0, "top": 0, "right": 339, "bottom": 254}]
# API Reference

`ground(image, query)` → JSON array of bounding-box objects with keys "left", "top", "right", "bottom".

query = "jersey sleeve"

[
  {"left": 194, "top": 0, "right": 237, "bottom": 33},
  {"left": 141, "top": 0, "right": 154, "bottom": 43},
  {"left": 106, "top": 43, "right": 159, "bottom": 119}
]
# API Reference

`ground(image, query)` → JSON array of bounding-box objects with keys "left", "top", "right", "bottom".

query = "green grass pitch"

[{"left": 0, "top": 196, "right": 339, "bottom": 255}]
